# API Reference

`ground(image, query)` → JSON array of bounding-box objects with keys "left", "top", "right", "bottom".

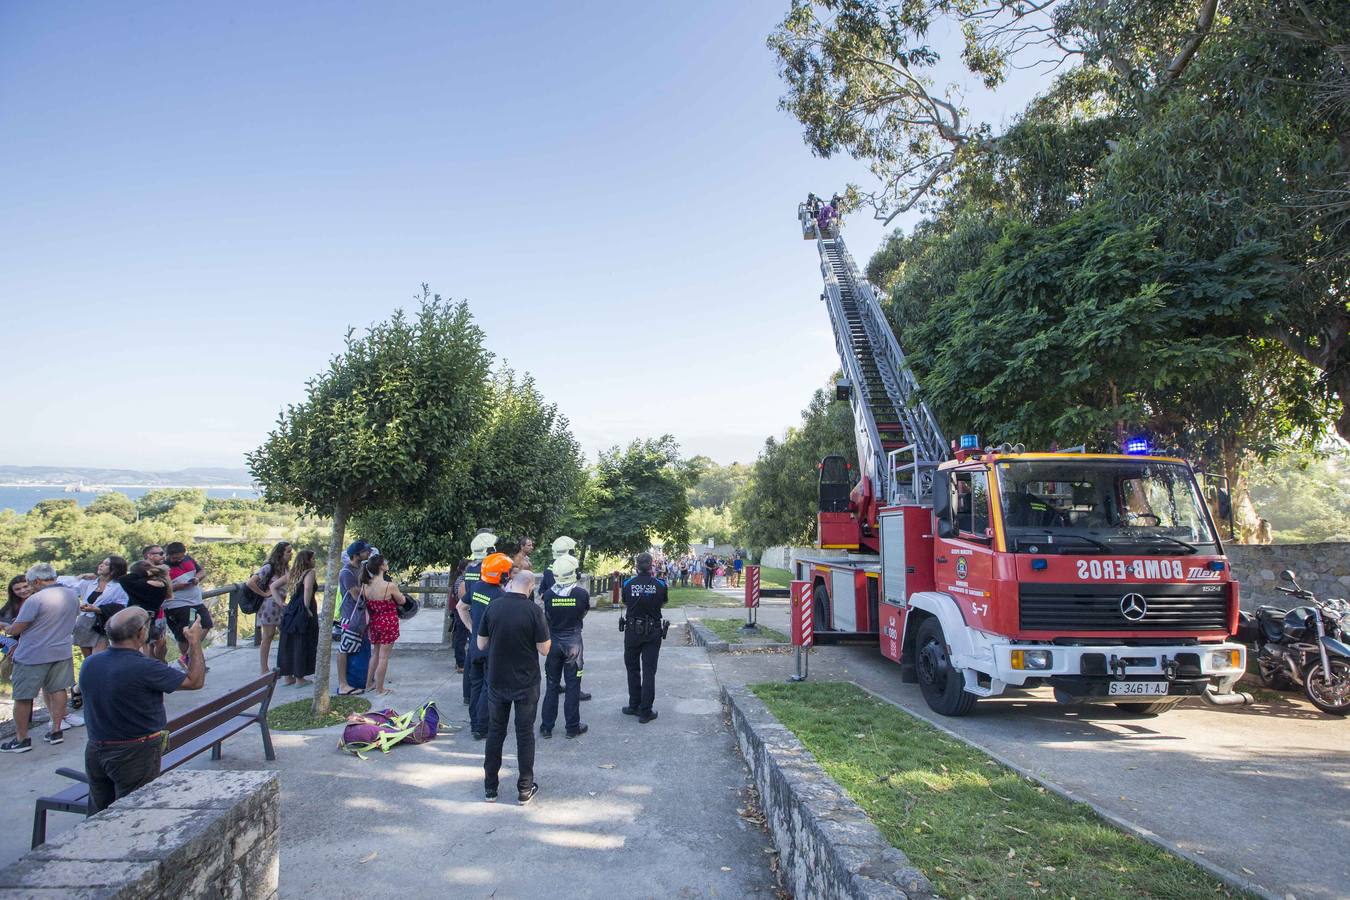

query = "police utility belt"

[{"left": 619, "top": 615, "right": 668, "bottom": 638}]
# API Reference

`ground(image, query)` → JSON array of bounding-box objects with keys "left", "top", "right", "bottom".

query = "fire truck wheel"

[
  {"left": 1113, "top": 701, "right": 1180, "bottom": 715},
  {"left": 915, "top": 618, "right": 976, "bottom": 716}
]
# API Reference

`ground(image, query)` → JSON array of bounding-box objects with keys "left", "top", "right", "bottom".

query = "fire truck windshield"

[{"left": 995, "top": 459, "right": 1217, "bottom": 554}]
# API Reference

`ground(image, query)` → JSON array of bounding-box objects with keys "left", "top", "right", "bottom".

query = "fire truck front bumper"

[{"left": 983, "top": 640, "right": 1247, "bottom": 704}]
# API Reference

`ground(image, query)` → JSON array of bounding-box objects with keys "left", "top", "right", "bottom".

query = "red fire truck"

[{"left": 794, "top": 203, "right": 1249, "bottom": 716}]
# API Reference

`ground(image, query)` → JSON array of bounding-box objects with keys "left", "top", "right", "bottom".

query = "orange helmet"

[{"left": 480, "top": 552, "right": 513, "bottom": 585}]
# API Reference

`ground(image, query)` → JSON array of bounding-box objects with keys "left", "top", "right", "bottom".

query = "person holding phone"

[{"left": 163, "top": 543, "right": 212, "bottom": 668}]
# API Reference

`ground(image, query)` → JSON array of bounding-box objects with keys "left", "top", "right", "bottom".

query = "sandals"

[{"left": 337, "top": 687, "right": 365, "bottom": 696}]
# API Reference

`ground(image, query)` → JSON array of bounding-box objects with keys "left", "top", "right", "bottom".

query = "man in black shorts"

[{"left": 163, "top": 542, "right": 212, "bottom": 666}]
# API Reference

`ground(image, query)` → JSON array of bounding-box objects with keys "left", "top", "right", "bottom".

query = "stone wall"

[
  {"left": 0, "top": 770, "right": 278, "bottom": 898},
  {"left": 1228, "top": 543, "right": 1350, "bottom": 611},
  {"left": 758, "top": 545, "right": 847, "bottom": 570},
  {"left": 722, "top": 684, "right": 934, "bottom": 899}
]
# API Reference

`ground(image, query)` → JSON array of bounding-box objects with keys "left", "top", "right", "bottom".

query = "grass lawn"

[
  {"left": 703, "top": 618, "right": 790, "bottom": 644},
  {"left": 752, "top": 682, "right": 1253, "bottom": 900},
  {"left": 756, "top": 566, "right": 792, "bottom": 588},
  {"left": 666, "top": 586, "right": 742, "bottom": 608},
  {"left": 267, "top": 694, "right": 371, "bottom": 731}
]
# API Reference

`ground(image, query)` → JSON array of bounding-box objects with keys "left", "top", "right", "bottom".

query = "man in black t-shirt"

[
  {"left": 79, "top": 606, "right": 206, "bottom": 810},
  {"left": 539, "top": 555, "right": 590, "bottom": 739},
  {"left": 703, "top": 554, "right": 717, "bottom": 590},
  {"left": 477, "top": 570, "right": 550, "bottom": 804},
  {"left": 622, "top": 553, "right": 668, "bottom": 723}
]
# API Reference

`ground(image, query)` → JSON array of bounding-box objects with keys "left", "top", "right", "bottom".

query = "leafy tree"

[
  {"left": 86, "top": 491, "right": 138, "bottom": 524},
  {"left": 357, "top": 368, "right": 584, "bottom": 571},
  {"left": 687, "top": 457, "right": 752, "bottom": 509},
  {"left": 776, "top": 0, "right": 1348, "bottom": 441},
  {"left": 247, "top": 290, "right": 490, "bottom": 714},
  {"left": 688, "top": 505, "right": 738, "bottom": 546},
  {"left": 570, "top": 436, "right": 695, "bottom": 559},
  {"left": 1249, "top": 449, "right": 1350, "bottom": 543},
  {"left": 137, "top": 488, "right": 207, "bottom": 520},
  {"left": 737, "top": 383, "right": 857, "bottom": 549}
]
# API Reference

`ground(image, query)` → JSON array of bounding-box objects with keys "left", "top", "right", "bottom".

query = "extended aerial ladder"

[{"left": 799, "top": 203, "right": 948, "bottom": 552}]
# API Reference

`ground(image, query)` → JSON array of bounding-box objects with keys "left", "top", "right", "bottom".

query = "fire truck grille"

[{"left": 1018, "top": 584, "right": 1229, "bottom": 632}]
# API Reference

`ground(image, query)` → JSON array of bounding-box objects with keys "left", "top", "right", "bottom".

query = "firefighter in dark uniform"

[
  {"left": 621, "top": 552, "right": 668, "bottom": 724},
  {"left": 456, "top": 531, "right": 497, "bottom": 703},
  {"left": 540, "top": 536, "right": 592, "bottom": 703},
  {"left": 458, "top": 551, "right": 511, "bottom": 740},
  {"left": 539, "top": 554, "right": 589, "bottom": 739}
]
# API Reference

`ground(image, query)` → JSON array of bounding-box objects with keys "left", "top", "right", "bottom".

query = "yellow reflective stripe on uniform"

[
  {"left": 470, "top": 591, "right": 492, "bottom": 605},
  {"left": 549, "top": 599, "right": 578, "bottom": 607}
]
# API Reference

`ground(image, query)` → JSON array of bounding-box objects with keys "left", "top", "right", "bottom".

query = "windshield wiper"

[
  {"left": 1107, "top": 534, "right": 1199, "bottom": 555},
  {"left": 1013, "top": 533, "right": 1114, "bottom": 554}
]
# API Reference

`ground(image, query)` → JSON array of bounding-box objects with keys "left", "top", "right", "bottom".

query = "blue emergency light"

[
  {"left": 1124, "top": 436, "right": 1151, "bottom": 455},
  {"left": 959, "top": 434, "right": 980, "bottom": 450}
]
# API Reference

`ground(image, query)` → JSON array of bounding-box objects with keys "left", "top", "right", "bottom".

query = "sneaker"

[
  {"left": 0, "top": 738, "right": 31, "bottom": 754},
  {"left": 518, "top": 783, "right": 539, "bottom": 805},
  {"left": 471, "top": 731, "right": 487, "bottom": 741},
  {"left": 621, "top": 706, "right": 639, "bottom": 716},
  {"left": 565, "top": 724, "right": 589, "bottom": 739},
  {"left": 63, "top": 713, "right": 84, "bottom": 729},
  {"left": 43, "top": 730, "right": 63, "bottom": 745},
  {"left": 638, "top": 710, "right": 658, "bottom": 724},
  {"left": 484, "top": 788, "right": 498, "bottom": 803},
  {"left": 579, "top": 692, "right": 593, "bottom": 702},
  {"left": 539, "top": 727, "right": 553, "bottom": 739}
]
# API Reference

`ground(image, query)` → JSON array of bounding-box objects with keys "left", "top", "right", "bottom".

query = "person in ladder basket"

[
  {"left": 456, "top": 531, "right": 496, "bottom": 702},
  {"left": 459, "top": 551, "right": 511, "bottom": 740},
  {"left": 621, "top": 552, "right": 668, "bottom": 724},
  {"left": 539, "top": 554, "right": 589, "bottom": 739}
]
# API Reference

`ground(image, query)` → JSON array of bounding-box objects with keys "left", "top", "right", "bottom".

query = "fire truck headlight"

[
  {"left": 1012, "top": 649, "right": 1052, "bottom": 670},
  {"left": 1209, "top": 649, "right": 1242, "bottom": 671}
]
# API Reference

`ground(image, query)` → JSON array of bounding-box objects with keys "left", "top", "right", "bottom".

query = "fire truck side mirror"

[{"left": 937, "top": 518, "right": 957, "bottom": 539}]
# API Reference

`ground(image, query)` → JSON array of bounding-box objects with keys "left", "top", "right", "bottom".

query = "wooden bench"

[{"left": 31, "top": 670, "right": 278, "bottom": 848}]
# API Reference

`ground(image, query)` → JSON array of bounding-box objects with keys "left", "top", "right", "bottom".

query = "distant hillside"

[{"left": 0, "top": 465, "right": 254, "bottom": 486}]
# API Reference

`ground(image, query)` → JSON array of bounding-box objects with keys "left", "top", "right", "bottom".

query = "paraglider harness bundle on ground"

[{"left": 338, "top": 700, "right": 440, "bottom": 759}]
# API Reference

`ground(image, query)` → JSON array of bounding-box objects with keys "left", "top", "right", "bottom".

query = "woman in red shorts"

[{"left": 358, "top": 555, "right": 405, "bottom": 695}]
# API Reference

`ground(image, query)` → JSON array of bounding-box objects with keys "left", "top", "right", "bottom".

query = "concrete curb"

[
  {"left": 849, "top": 682, "right": 1281, "bottom": 900},
  {"left": 720, "top": 684, "right": 935, "bottom": 899},
  {"left": 688, "top": 619, "right": 795, "bottom": 655},
  {"left": 687, "top": 619, "right": 730, "bottom": 653}
]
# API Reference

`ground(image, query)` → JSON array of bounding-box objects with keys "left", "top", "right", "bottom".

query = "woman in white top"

[{"left": 65, "top": 555, "right": 130, "bottom": 658}]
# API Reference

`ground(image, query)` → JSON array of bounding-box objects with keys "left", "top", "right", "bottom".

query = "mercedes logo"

[{"left": 1119, "top": 593, "right": 1147, "bottom": 621}]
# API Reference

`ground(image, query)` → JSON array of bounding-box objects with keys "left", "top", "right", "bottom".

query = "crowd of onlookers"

[{"left": 644, "top": 551, "right": 745, "bottom": 590}]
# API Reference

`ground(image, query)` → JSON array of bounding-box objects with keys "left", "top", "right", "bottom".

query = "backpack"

[
  {"left": 234, "top": 582, "right": 265, "bottom": 616},
  {"left": 337, "top": 701, "right": 440, "bottom": 759}
]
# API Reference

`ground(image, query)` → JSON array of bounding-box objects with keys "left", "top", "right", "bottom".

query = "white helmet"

[
  {"left": 470, "top": 531, "right": 498, "bottom": 558},
  {"left": 551, "top": 535, "right": 577, "bottom": 555},
  {"left": 551, "top": 554, "right": 579, "bottom": 584}
]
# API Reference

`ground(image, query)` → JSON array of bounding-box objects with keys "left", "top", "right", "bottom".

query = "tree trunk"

[
  {"left": 311, "top": 499, "right": 350, "bottom": 717},
  {"left": 1219, "top": 439, "right": 1261, "bottom": 544}
]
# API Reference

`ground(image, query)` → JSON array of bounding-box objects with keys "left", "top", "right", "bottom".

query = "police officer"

[
  {"left": 456, "top": 531, "right": 497, "bottom": 701},
  {"left": 621, "top": 552, "right": 667, "bottom": 724},
  {"left": 539, "top": 555, "right": 589, "bottom": 739},
  {"left": 458, "top": 551, "right": 511, "bottom": 740}
]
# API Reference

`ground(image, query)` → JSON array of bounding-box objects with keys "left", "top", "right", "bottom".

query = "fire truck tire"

[
  {"left": 1113, "top": 701, "right": 1180, "bottom": 715},
  {"left": 813, "top": 583, "right": 831, "bottom": 631},
  {"left": 915, "top": 618, "right": 976, "bottom": 716}
]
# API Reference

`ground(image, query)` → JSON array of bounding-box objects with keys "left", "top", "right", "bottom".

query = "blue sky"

[{"left": 0, "top": 2, "right": 1048, "bottom": 471}]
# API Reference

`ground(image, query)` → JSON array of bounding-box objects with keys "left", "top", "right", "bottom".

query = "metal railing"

[{"left": 201, "top": 583, "right": 456, "bottom": 648}]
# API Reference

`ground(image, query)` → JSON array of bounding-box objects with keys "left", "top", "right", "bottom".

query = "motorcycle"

[{"left": 1237, "top": 569, "right": 1350, "bottom": 716}]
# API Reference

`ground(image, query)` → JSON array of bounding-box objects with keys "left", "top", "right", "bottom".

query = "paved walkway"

[
  {"left": 708, "top": 637, "right": 1350, "bottom": 900},
  {"left": 0, "top": 609, "right": 779, "bottom": 898}
]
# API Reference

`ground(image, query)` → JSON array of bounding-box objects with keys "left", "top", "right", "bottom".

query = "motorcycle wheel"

[{"left": 1303, "top": 659, "right": 1350, "bottom": 716}]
